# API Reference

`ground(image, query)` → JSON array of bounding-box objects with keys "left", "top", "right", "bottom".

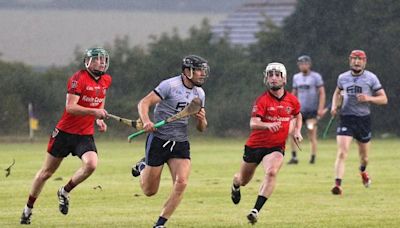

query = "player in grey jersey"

[
  {"left": 132, "top": 55, "right": 208, "bottom": 228},
  {"left": 330, "top": 50, "right": 387, "bottom": 195},
  {"left": 288, "top": 55, "right": 326, "bottom": 164}
]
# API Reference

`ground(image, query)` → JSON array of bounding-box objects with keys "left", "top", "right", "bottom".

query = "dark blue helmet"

[
  {"left": 182, "top": 55, "right": 209, "bottom": 73},
  {"left": 297, "top": 55, "right": 312, "bottom": 63}
]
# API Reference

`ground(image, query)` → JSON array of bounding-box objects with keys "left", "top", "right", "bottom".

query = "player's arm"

[
  {"left": 65, "top": 93, "right": 107, "bottom": 119},
  {"left": 96, "top": 99, "right": 107, "bottom": 132},
  {"left": 249, "top": 117, "right": 281, "bottom": 132},
  {"left": 357, "top": 89, "right": 388, "bottom": 105},
  {"left": 195, "top": 108, "right": 207, "bottom": 132},
  {"left": 292, "top": 112, "right": 303, "bottom": 142},
  {"left": 317, "top": 86, "right": 326, "bottom": 118},
  {"left": 138, "top": 91, "right": 161, "bottom": 132},
  {"left": 330, "top": 87, "right": 342, "bottom": 117}
]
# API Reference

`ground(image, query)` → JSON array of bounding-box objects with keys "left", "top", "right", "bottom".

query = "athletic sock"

[
  {"left": 27, "top": 195, "right": 37, "bottom": 208},
  {"left": 24, "top": 204, "right": 33, "bottom": 216},
  {"left": 335, "top": 178, "right": 342, "bottom": 186},
  {"left": 64, "top": 179, "right": 77, "bottom": 193},
  {"left": 291, "top": 151, "right": 297, "bottom": 158},
  {"left": 155, "top": 216, "right": 168, "bottom": 226},
  {"left": 360, "top": 165, "right": 366, "bottom": 172},
  {"left": 253, "top": 195, "right": 268, "bottom": 211},
  {"left": 233, "top": 183, "right": 240, "bottom": 190}
]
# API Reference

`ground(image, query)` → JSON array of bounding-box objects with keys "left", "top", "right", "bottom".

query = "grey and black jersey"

[
  {"left": 153, "top": 75, "right": 205, "bottom": 142},
  {"left": 337, "top": 70, "right": 382, "bottom": 116},
  {"left": 292, "top": 71, "right": 324, "bottom": 112}
]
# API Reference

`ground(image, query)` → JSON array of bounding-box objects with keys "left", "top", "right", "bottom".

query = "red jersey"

[
  {"left": 246, "top": 91, "right": 300, "bottom": 149},
  {"left": 56, "top": 70, "right": 112, "bottom": 135}
]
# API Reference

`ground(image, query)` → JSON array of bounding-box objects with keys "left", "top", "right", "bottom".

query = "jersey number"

[{"left": 176, "top": 102, "right": 189, "bottom": 112}]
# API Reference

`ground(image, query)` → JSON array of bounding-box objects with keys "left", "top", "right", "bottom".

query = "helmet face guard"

[
  {"left": 263, "top": 62, "right": 287, "bottom": 90},
  {"left": 84, "top": 48, "right": 110, "bottom": 76}
]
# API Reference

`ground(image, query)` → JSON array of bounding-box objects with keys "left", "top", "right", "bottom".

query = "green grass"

[{"left": 1, "top": 138, "right": 399, "bottom": 227}]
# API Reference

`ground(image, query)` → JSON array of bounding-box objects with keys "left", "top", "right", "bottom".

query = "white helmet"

[{"left": 263, "top": 62, "right": 287, "bottom": 86}]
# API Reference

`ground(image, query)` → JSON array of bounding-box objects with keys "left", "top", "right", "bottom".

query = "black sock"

[
  {"left": 233, "top": 183, "right": 240, "bottom": 190},
  {"left": 27, "top": 195, "right": 36, "bottom": 208},
  {"left": 155, "top": 216, "right": 167, "bottom": 226},
  {"left": 291, "top": 151, "right": 297, "bottom": 158},
  {"left": 253, "top": 195, "right": 268, "bottom": 211},
  {"left": 335, "top": 178, "right": 342, "bottom": 186},
  {"left": 360, "top": 165, "right": 366, "bottom": 172}
]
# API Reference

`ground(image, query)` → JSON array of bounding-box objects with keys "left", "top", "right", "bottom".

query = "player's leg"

[
  {"left": 233, "top": 161, "right": 258, "bottom": 187},
  {"left": 57, "top": 135, "right": 99, "bottom": 215},
  {"left": 21, "top": 153, "right": 63, "bottom": 224},
  {"left": 231, "top": 161, "right": 258, "bottom": 204},
  {"left": 247, "top": 151, "right": 284, "bottom": 224},
  {"left": 357, "top": 141, "right": 371, "bottom": 187},
  {"left": 332, "top": 135, "right": 353, "bottom": 194},
  {"left": 231, "top": 146, "right": 259, "bottom": 204},
  {"left": 57, "top": 151, "right": 97, "bottom": 215},
  {"left": 154, "top": 158, "right": 190, "bottom": 228},
  {"left": 140, "top": 165, "right": 164, "bottom": 196},
  {"left": 355, "top": 115, "right": 372, "bottom": 188},
  {"left": 137, "top": 134, "right": 167, "bottom": 196},
  {"left": 287, "top": 119, "right": 299, "bottom": 164},
  {"left": 307, "top": 118, "right": 318, "bottom": 164}
]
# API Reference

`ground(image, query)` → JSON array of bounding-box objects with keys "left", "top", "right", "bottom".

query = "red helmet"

[{"left": 349, "top": 50, "right": 367, "bottom": 59}]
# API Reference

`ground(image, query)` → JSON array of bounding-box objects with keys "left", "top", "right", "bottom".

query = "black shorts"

[
  {"left": 47, "top": 128, "right": 97, "bottom": 158},
  {"left": 301, "top": 110, "right": 318, "bottom": 122},
  {"left": 145, "top": 134, "right": 190, "bottom": 167},
  {"left": 243, "top": 146, "right": 284, "bottom": 164},
  {"left": 337, "top": 115, "right": 372, "bottom": 143}
]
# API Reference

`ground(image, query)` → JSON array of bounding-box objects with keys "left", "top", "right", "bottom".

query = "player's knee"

[
  {"left": 337, "top": 148, "right": 348, "bottom": 159},
  {"left": 174, "top": 178, "right": 188, "bottom": 193},
  {"left": 240, "top": 179, "right": 250, "bottom": 186},
  {"left": 38, "top": 169, "right": 54, "bottom": 181},
  {"left": 337, "top": 151, "right": 347, "bottom": 160},
  {"left": 265, "top": 169, "right": 278, "bottom": 178},
  {"left": 83, "top": 162, "right": 97, "bottom": 174},
  {"left": 143, "top": 188, "right": 158, "bottom": 197}
]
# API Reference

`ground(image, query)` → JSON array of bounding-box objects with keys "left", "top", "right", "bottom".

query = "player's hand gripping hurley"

[{"left": 127, "top": 97, "right": 202, "bottom": 142}]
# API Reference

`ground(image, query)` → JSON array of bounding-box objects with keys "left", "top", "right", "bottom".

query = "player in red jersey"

[
  {"left": 230, "top": 62, "right": 303, "bottom": 225},
  {"left": 20, "top": 48, "right": 112, "bottom": 225}
]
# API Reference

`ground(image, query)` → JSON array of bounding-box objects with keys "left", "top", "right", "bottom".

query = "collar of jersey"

[
  {"left": 268, "top": 90, "right": 287, "bottom": 101},
  {"left": 181, "top": 75, "right": 194, "bottom": 90},
  {"left": 86, "top": 70, "right": 102, "bottom": 82}
]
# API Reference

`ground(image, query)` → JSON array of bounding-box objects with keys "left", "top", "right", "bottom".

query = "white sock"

[
  {"left": 24, "top": 205, "right": 32, "bottom": 216},
  {"left": 61, "top": 187, "right": 69, "bottom": 197}
]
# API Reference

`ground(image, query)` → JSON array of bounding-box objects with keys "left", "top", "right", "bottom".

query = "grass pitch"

[{"left": 1, "top": 138, "right": 399, "bottom": 227}]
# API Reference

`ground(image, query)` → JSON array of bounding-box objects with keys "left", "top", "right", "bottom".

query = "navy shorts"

[
  {"left": 337, "top": 115, "right": 372, "bottom": 143},
  {"left": 243, "top": 146, "right": 284, "bottom": 164},
  {"left": 301, "top": 110, "right": 318, "bottom": 122},
  {"left": 145, "top": 134, "right": 190, "bottom": 167},
  {"left": 47, "top": 128, "right": 97, "bottom": 158}
]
